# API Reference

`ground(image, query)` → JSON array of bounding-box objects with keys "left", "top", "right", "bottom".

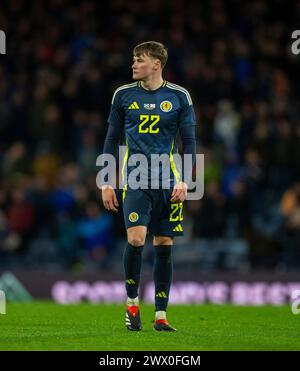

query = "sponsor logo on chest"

[{"left": 144, "top": 103, "right": 156, "bottom": 110}]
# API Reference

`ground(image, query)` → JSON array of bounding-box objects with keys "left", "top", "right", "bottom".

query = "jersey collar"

[{"left": 138, "top": 80, "right": 167, "bottom": 92}]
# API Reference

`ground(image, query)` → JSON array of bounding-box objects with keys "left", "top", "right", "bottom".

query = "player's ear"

[{"left": 153, "top": 58, "right": 161, "bottom": 70}]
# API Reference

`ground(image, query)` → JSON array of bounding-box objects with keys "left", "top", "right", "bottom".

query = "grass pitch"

[{"left": 0, "top": 301, "right": 299, "bottom": 350}]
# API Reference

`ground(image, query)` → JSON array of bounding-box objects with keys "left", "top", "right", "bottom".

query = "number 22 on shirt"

[{"left": 138, "top": 115, "right": 160, "bottom": 134}]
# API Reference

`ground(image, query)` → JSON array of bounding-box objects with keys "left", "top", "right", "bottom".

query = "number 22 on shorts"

[{"left": 169, "top": 203, "right": 183, "bottom": 221}]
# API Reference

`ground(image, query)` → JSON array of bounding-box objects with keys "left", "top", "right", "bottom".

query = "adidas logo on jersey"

[
  {"left": 173, "top": 224, "right": 183, "bottom": 232},
  {"left": 128, "top": 101, "right": 139, "bottom": 109}
]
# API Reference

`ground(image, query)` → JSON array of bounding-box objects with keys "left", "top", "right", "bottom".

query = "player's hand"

[
  {"left": 101, "top": 185, "right": 119, "bottom": 212},
  {"left": 171, "top": 181, "right": 188, "bottom": 203}
]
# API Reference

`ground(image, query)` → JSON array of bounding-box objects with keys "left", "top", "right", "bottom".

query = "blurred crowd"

[{"left": 1, "top": 0, "right": 300, "bottom": 270}]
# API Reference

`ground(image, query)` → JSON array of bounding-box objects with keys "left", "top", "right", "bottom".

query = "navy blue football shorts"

[{"left": 122, "top": 186, "right": 184, "bottom": 237}]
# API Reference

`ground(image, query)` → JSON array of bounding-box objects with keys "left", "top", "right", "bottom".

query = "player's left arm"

[{"left": 171, "top": 95, "right": 196, "bottom": 203}]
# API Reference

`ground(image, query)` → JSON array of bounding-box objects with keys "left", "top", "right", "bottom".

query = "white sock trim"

[
  {"left": 127, "top": 296, "right": 139, "bottom": 306},
  {"left": 155, "top": 310, "right": 167, "bottom": 321}
]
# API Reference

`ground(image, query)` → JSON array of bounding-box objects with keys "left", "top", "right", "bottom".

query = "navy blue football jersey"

[{"left": 107, "top": 80, "right": 196, "bottom": 188}]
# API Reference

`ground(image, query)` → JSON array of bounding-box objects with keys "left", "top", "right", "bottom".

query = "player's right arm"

[{"left": 101, "top": 89, "right": 124, "bottom": 212}]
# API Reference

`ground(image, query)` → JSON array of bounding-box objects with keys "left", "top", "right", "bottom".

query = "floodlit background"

[{"left": 0, "top": 0, "right": 300, "bottom": 305}]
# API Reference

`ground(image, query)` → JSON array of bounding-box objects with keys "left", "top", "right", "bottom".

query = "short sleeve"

[
  {"left": 107, "top": 89, "right": 124, "bottom": 129},
  {"left": 178, "top": 92, "right": 196, "bottom": 128}
]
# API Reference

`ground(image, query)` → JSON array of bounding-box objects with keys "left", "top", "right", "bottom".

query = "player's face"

[{"left": 132, "top": 53, "right": 159, "bottom": 80}]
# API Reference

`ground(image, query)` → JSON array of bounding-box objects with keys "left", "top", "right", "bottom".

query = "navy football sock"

[
  {"left": 123, "top": 243, "right": 144, "bottom": 299},
  {"left": 153, "top": 245, "right": 173, "bottom": 312}
]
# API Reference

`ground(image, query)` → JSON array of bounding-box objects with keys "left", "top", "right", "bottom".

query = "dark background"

[{"left": 1, "top": 0, "right": 300, "bottom": 275}]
